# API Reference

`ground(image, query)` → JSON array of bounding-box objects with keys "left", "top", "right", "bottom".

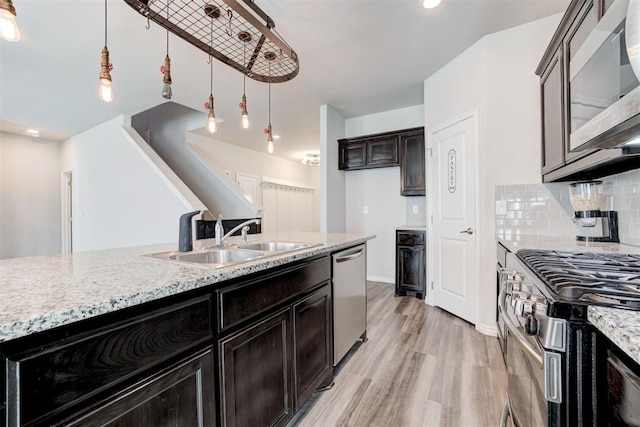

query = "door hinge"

[
  {"left": 430, "top": 281, "right": 434, "bottom": 290},
  {"left": 430, "top": 215, "right": 433, "bottom": 224},
  {"left": 427, "top": 147, "right": 433, "bottom": 158}
]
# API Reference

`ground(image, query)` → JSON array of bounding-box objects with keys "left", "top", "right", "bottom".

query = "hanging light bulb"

[
  {"left": 161, "top": 3, "right": 172, "bottom": 99},
  {"left": 422, "top": 0, "right": 441, "bottom": 8},
  {"left": 0, "top": 0, "right": 20, "bottom": 42},
  {"left": 98, "top": 0, "right": 114, "bottom": 103},
  {"left": 264, "top": 51, "right": 276, "bottom": 153},
  {"left": 206, "top": 94, "right": 217, "bottom": 133},
  {"left": 238, "top": 31, "right": 252, "bottom": 129}
]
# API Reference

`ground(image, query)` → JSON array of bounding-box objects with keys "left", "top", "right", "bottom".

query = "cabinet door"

[
  {"left": 367, "top": 136, "right": 399, "bottom": 167},
  {"left": 59, "top": 348, "right": 216, "bottom": 427},
  {"left": 338, "top": 140, "right": 367, "bottom": 170},
  {"left": 293, "top": 284, "right": 333, "bottom": 411},
  {"left": 396, "top": 245, "right": 426, "bottom": 297},
  {"left": 219, "top": 309, "right": 293, "bottom": 427},
  {"left": 400, "top": 131, "right": 426, "bottom": 196},
  {"left": 541, "top": 48, "right": 566, "bottom": 175}
]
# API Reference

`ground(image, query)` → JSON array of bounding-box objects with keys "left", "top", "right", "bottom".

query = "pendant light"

[
  {"left": 0, "top": 0, "right": 20, "bottom": 41},
  {"left": 98, "top": 0, "right": 115, "bottom": 103},
  {"left": 422, "top": 0, "right": 442, "bottom": 8},
  {"left": 161, "top": 2, "right": 172, "bottom": 100},
  {"left": 264, "top": 51, "right": 276, "bottom": 153},
  {"left": 238, "top": 31, "right": 251, "bottom": 129},
  {"left": 204, "top": 6, "right": 218, "bottom": 133}
]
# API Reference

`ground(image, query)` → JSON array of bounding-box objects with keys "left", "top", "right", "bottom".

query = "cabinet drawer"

[
  {"left": 217, "top": 257, "right": 331, "bottom": 333},
  {"left": 397, "top": 231, "right": 425, "bottom": 246},
  {"left": 5, "top": 295, "right": 213, "bottom": 426}
]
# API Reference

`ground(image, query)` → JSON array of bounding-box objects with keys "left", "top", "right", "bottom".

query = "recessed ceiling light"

[
  {"left": 273, "top": 135, "right": 281, "bottom": 139},
  {"left": 26, "top": 129, "right": 40, "bottom": 137},
  {"left": 422, "top": 0, "right": 441, "bottom": 8}
]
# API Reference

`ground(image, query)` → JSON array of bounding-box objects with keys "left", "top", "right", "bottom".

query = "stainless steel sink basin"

[
  {"left": 235, "top": 241, "right": 318, "bottom": 252},
  {"left": 146, "top": 248, "right": 266, "bottom": 267}
]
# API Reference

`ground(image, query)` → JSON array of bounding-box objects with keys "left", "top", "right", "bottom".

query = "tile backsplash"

[{"left": 496, "top": 169, "right": 640, "bottom": 247}]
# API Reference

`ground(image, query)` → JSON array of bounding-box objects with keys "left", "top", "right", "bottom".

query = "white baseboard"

[
  {"left": 367, "top": 275, "right": 394, "bottom": 284},
  {"left": 476, "top": 323, "right": 498, "bottom": 337}
]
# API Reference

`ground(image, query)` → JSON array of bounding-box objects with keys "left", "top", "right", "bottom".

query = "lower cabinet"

[
  {"left": 218, "top": 283, "right": 333, "bottom": 427},
  {"left": 219, "top": 309, "right": 293, "bottom": 427},
  {"left": 59, "top": 348, "right": 216, "bottom": 427},
  {"left": 395, "top": 230, "right": 426, "bottom": 299}
]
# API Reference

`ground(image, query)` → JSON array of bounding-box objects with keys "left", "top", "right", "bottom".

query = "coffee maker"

[{"left": 569, "top": 181, "right": 619, "bottom": 243}]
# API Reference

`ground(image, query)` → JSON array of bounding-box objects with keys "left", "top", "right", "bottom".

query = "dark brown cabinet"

[
  {"left": 540, "top": 48, "right": 565, "bottom": 175},
  {"left": 338, "top": 133, "right": 399, "bottom": 170},
  {"left": 219, "top": 309, "right": 293, "bottom": 427},
  {"left": 60, "top": 348, "right": 216, "bottom": 427},
  {"left": 395, "top": 230, "right": 426, "bottom": 300},
  {"left": 293, "top": 284, "right": 333, "bottom": 411},
  {"left": 400, "top": 129, "right": 426, "bottom": 196}
]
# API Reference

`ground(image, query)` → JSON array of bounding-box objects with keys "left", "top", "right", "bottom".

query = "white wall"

[
  {"left": 344, "top": 105, "right": 425, "bottom": 282},
  {"left": 424, "top": 14, "right": 561, "bottom": 333},
  {"left": 320, "top": 105, "right": 346, "bottom": 233},
  {"left": 0, "top": 132, "right": 61, "bottom": 258},
  {"left": 61, "top": 116, "right": 192, "bottom": 252}
]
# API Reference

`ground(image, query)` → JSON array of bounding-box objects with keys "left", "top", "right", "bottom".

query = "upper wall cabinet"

[
  {"left": 338, "top": 127, "right": 425, "bottom": 196},
  {"left": 536, "top": 0, "right": 640, "bottom": 182}
]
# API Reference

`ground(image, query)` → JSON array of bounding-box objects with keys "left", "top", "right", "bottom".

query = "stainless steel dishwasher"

[{"left": 332, "top": 244, "right": 367, "bottom": 366}]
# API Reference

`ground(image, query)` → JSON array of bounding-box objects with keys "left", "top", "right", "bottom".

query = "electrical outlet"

[
  {"left": 496, "top": 200, "right": 507, "bottom": 215},
  {"left": 412, "top": 205, "right": 419, "bottom": 214},
  {"left": 363, "top": 206, "right": 368, "bottom": 214}
]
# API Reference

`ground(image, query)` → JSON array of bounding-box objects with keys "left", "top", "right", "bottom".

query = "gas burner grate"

[{"left": 517, "top": 249, "right": 640, "bottom": 304}]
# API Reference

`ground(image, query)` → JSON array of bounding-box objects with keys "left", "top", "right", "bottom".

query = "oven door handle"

[{"left": 498, "top": 286, "right": 543, "bottom": 365}]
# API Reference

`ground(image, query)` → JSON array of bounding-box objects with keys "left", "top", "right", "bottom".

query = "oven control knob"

[
  {"left": 525, "top": 315, "right": 539, "bottom": 336},
  {"left": 514, "top": 299, "right": 526, "bottom": 317},
  {"left": 522, "top": 301, "right": 535, "bottom": 316}
]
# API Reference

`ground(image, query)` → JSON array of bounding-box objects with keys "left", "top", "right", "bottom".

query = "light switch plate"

[
  {"left": 412, "top": 205, "right": 419, "bottom": 214},
  {"left": 363, "top": 206, "right": 368, "bottom": 214},
  {"left": 496, "top": 200, "right": 507, "bottom": 215}
]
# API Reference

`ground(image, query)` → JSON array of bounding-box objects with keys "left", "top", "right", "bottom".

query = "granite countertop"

[
  {"left": 396, "top": 225, "right": 427, "bottom": 231},
  {"left": 588, "top": 307, "right": 640, "bottom": 365},
  {"left": 497, "top": 234, "right": 640, "bottom": 255},
  {"left": 0, "top": 231, "right": 374, "bottom": 344}
]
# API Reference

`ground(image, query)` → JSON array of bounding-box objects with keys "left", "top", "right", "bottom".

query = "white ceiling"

[{"left": 0, "top": 0, "right": 569, "bottom": 163}]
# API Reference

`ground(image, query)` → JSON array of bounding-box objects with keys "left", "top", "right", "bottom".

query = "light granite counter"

[
  {"left": 497, "top": 234, "right": 640, "bottom": 255},
  {"left": 0, "top": 232, "right": 374, "bottom": 344},
  {"left": 588, "top": 307, "right": 640, "bottom": 365}
]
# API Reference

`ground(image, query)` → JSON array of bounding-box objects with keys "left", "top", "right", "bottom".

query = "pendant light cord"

[
  {"left": 243, "top": 42, "right": 246, "bottom": 93},
  {"left": 104, "top": 0, "right": 107, "bottom": 46},
  {"left": 166, "top": 1, "right": 169, "bottom": 55},
  {"left": 268, "top": 61, "right": 271, "bottom": 123},
  {"left": 209, "top": 16, "right": 213, "bottom": 96}
]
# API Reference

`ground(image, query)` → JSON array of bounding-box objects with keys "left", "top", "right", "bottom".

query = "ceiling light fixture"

[
  {"left": 301, "top": 155, "right": 321, "bottom": 166},
  {"left": 422, "top": 0, "right": 442, "bottom": 9},
  {"left": 98, "top": 0, "right": 115, "bottom": 103},
  {"left": 204, "top": 6, "right": 218, "bottom": 134},
  {"left": 238, "top": 31, "right": 251, "bottom": 129},
  {"left": 124, "top": 0, "right": 299, "bottom": 83},
  {"left": 160, "top": 1, "right": 172, "bottom": 100},
  {"left": 0, "top": 0, "right": 20, "bottom": 42},
  {"left": 26, "top": 129, "right": 40, "bottom": 137},
  {"left": 264, "top": 51, "right": 276, "bottom": 154}
]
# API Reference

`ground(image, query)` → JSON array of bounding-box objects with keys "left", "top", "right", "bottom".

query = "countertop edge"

[{"left": 588, "top": 306, "right": 640, "bottom": 365}]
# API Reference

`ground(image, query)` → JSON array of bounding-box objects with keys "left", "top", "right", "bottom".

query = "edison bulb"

[
  {"left": 98, "top": 78, "right": 115, "bottom": 103},
  {"left": 267, "top": 140, "right": 274, "bottom": 154},
  {"left": 0, "top": 9, "right": 20, "bottom": 42},
  {"left": 207, "top": 111, "right": 217, "bottom": 133},
  {"left": 242, "top": 112, "right": 250, "bottom": 129},
  {"left": 422, "top": 0, "right": 441, "bottom": 8},
  {"left": 161, "top": 83, "right": 172, "bottom": 100}
]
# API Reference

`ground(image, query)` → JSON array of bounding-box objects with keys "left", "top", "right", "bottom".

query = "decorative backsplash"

[{"left": 496, "top": 168, "right": 640, "bottom": 247}]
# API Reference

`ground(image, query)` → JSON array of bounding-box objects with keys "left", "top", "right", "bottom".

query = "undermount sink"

[
  {"left": 235, "top": 241, "right": 318, "bottom": 252},
  {"left": 170, "top": 249, "right": 264, "bottom": 264}
]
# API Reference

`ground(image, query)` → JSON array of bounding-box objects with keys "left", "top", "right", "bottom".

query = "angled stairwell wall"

[{"left": 131, "top": 102, "right": 261, "bottom": 219}]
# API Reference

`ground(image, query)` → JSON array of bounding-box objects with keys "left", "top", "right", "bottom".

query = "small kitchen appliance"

[{"left": 569, "top": 181, "right": 619, "bottom": 243}]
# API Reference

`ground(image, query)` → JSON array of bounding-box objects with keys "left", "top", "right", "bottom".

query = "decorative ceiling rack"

[{"left": 123, "top": 0, "right": 299, "bottom": 83}]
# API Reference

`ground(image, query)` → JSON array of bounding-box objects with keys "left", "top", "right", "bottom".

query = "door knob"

[{"left": 459, "top": 227, "right": 474, "bottom": 235}]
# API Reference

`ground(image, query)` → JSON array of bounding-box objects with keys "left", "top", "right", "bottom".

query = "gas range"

[{"left": 516, "top": 249, "right": 640, "bottom": 310}]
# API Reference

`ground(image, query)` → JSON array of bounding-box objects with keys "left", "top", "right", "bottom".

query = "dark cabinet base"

[{"left": 395, "top": 230, "right": 426, "bottom": 300}]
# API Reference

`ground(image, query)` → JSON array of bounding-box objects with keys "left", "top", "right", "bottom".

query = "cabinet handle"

[{"left": 459, "top": 227, "right": 474, "bottom": 235}]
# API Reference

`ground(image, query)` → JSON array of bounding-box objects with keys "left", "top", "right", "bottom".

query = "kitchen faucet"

[{"left": 214, "top": 214, "right": 261, "bottom": 246}]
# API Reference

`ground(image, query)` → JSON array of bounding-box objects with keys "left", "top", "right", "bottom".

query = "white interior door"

[
  {"left": 428, "top": 112, "right": 478, "bottom": 324},
  {"left": 236, "top": 172, "right": 261, "bottom": 206}
]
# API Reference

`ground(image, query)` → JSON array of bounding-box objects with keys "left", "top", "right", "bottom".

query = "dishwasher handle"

[{"left": 334, "top": 247, "right": 365, "bottom": 263}]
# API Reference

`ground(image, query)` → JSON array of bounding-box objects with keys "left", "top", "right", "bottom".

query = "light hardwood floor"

[{"left": 293, "top": 281, "right": 507, "bottom": 427}]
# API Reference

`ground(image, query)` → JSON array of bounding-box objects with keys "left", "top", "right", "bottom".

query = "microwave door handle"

[{"left": 499, "top": 287, "right": 544, "bottom": 365}]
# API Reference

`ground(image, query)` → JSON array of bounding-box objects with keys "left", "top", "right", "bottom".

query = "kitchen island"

[{"left": 1, "top": 231, "right": 374, "bottom": 427}]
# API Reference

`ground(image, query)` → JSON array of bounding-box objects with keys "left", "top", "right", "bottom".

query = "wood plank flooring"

[{"left": 293, "top": 282, "right": 507, "bottom": 427}]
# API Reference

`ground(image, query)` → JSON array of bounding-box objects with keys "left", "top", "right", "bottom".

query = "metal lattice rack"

[{"left": 124, "top": 0, "right": 299, "bottom": 83}]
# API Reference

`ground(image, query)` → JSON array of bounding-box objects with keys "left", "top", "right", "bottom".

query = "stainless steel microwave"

[{"left": 569, "top": 0, "right": 640, "bottom": 152}]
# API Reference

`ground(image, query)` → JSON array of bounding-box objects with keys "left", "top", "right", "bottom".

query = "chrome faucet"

[{"left": 214, "top": 216, "right": 261, "bottom": 246}]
